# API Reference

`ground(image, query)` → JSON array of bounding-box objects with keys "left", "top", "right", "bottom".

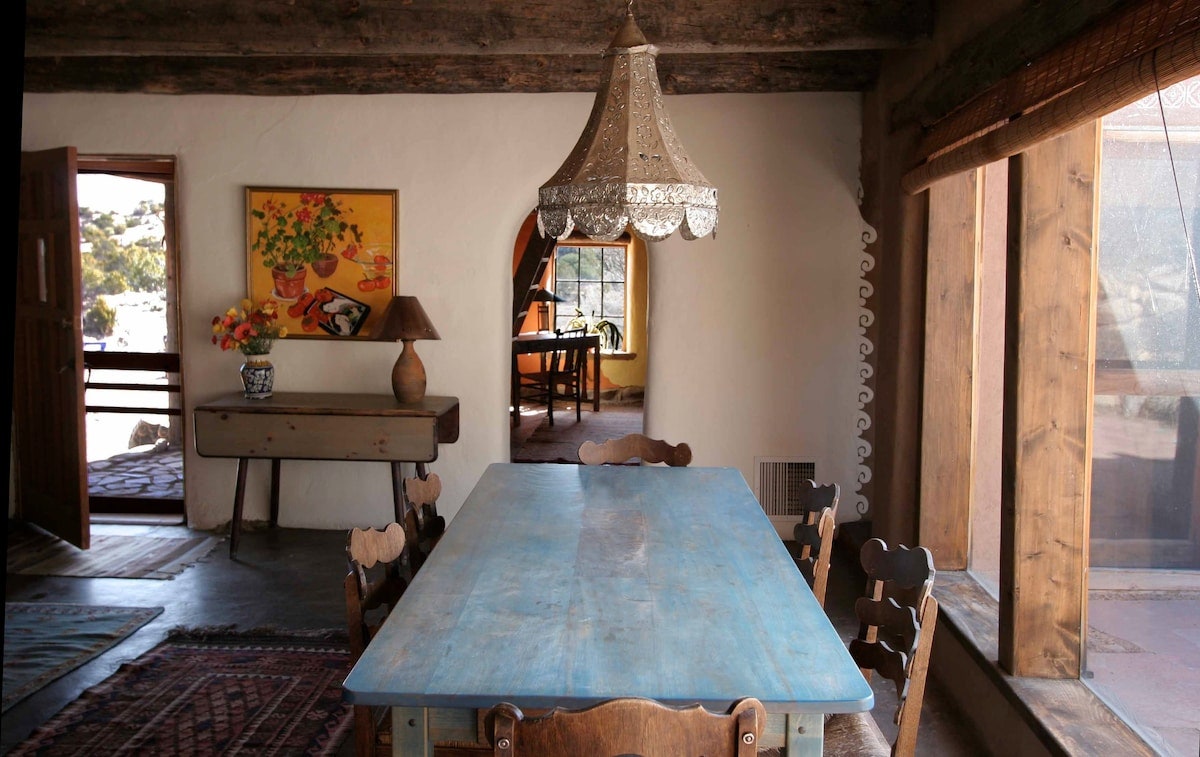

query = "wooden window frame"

[
  {"left": 920, "top": 123, "right": 1100, "bottom": 678},
  {"left": 551, "top": 238, "right": 632, "bottom": 354}
]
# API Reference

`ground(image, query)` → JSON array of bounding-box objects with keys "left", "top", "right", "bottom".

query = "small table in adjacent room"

[
  {"left": 511, "top": 331, "right": 601, "bottom": 425},
  {"left": 193, "top": 392, "right": 459, "bottom": 558}
]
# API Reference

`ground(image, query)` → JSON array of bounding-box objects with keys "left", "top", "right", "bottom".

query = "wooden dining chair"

[
  {"left": 344, "top": 522, "right": 411, "bottom": 757},
  {"left": 517, "top": 327, "right": 588, "bottom": 426},
  {"left": 794, "top": 479, "right": 840, "bottom": 521},
  {"left": 485, "top": 697, "right": 766, "bottom": 757},
  {"left": 823, "top": 538, "right": 938, "bottom": 757},
  {"left": 792, "top": 505, "right": 837, "bottom": 608},
  {"left": 402, "top": 471, "right": 445, "bottom": 568},
  {"left": 857, "top": 537, "right": 936, "bottom": 644},
  {"left": 824, "top": 594, "right": 939, "bottom": 757},
  {"left": 577, "top": 433, "right": 693, "bottom": 466},
  {"left": 790, "top": 479, "right": 840, "bottom": 607}
]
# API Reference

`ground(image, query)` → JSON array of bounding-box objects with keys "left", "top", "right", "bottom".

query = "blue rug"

[{"left": 3, "top": 602, "right": 163, "bottom": 712}]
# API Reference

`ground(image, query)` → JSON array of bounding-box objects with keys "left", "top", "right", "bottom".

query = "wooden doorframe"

[{"left": 77, "top": 156, "right": 185, "bottom": 517}]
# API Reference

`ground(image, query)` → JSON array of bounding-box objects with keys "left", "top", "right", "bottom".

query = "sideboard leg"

[
  {"left": 231, "top": 457, "right": 249, "bottom": 559},
  {"left": 391, "top": 461, "right": 405, "bottom": 523},
  {"left": 269, "top": 458, "right": 281, "bottom": 527}
]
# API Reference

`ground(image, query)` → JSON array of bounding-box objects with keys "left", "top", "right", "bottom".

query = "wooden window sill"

[{"left": 935, "top": 571, "right": 1158, "bottom": 755}]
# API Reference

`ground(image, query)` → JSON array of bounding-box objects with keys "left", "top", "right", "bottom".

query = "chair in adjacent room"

[
  {"left": 823, "top": 538, "right": 938, "bottom": 757},
  {"left": 577, "top": 433, "right": 693, "bottom": 467},
  {"left": 517, "top": 327, "right": 588, "bottom": 426},
  {"left": 344, "top": 522, "right": 411, "bottom": 757},
  {"left": 485, "top": 697, "right": 766, "bottom": 757},
  {"left": 402, "top": 471, "right": 445, "bottom": 568}
]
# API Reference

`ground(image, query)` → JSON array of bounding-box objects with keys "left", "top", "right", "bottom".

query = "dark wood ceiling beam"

[
  {"left": 889, "top": 0, "right": 1135, "bottom": 130},
  {"left": 24, "top": 0, "right": 931, "bottom": 57},
  {"left": 22, "top": 51, "right": 880, "bottom": 95}
]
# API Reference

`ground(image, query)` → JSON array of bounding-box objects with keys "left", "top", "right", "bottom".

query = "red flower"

[
  {"left": 212, "top": 298, "right": 286, "bottom": 354},
  {"left": 233, "top": 322, "right": 256, "bottom": 341}
]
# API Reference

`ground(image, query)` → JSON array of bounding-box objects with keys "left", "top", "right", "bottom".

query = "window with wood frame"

[{"left": 552, "top": 239, "right": 629, "bottom": 353}]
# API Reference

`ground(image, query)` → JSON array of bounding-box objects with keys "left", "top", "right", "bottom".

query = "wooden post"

[
  {"left": 919, "top": 169, "right": 983, "bottom": 569},
  {"left": 999, "top": 122, "right": 1100, "bottom": 678}
]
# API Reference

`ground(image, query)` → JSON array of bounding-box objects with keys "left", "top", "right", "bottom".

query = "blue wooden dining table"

[{"left": 342, "top": 462, "right": 873, "bottom": 755}]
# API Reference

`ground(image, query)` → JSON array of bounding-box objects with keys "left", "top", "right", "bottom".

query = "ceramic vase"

[{"left": 240, "top": 354, "right": 274, "bottom": 399}]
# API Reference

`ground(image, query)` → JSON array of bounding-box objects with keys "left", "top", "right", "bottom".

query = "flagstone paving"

[{"left": 87, "top": 445, "right": 183, "bottom": 500}]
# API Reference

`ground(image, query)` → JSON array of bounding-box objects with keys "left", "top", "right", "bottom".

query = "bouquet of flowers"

[{"left": 211, "top": 298, "right": 288, "bottom": 355}]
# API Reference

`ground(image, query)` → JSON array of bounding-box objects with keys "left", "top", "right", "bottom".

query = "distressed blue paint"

[{"left": 343, "top": 463, "right": 873, "bottom": 717}]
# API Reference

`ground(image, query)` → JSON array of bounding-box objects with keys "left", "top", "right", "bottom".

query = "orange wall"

[{"left": 511, "top": 211, "right": 648, "bottom": 391}]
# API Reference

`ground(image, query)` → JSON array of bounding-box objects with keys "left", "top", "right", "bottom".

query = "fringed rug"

[
  {"left": 7, "top": 524, "right": 222, "bottom": 580},
  {"left": 9, "top": 627, "right": 354, "bottom": 756},
  {"left": 3, "top": 603, "right": 163, "bottom": 713}
]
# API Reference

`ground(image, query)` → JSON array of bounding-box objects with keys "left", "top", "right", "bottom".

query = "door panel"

[{"left": 16, "top": 147, "right": 89, "bottom": 548}]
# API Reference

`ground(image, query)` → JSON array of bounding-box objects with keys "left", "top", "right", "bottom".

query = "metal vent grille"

[{"left": 755, "top": 458, "right": 817, "bottom": 517}]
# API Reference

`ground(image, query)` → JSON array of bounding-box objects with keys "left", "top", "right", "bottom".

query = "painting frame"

[{"left": 245, "top": 186, "right": 399, "bottom": 341}]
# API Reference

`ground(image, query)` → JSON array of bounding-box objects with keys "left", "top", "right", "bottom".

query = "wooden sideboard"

[{"left": 194, "top": 392, "right": 459, "bottom": 557}]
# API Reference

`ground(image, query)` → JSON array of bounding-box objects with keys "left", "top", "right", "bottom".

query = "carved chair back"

[
  {"left": 485, "top": 697, "right": 765, "bottom": 757},
  {"left": 402, "top": 472, "right": 445, "bottom": 567},
  {"left": 344, "top": 522, "right": 411, "bottom": 756},
  {"left": 578, "top": 433, "right": 693, "bottom": 467}
]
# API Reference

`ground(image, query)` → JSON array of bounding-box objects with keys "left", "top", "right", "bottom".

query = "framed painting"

[{"left": 245, "top": 186, "right": 398, "bottom": 340}]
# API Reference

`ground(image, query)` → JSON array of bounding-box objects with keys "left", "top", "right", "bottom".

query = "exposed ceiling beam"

[
  {"left": 25, "top": 0, "right": 931, "bottom": 57},
  {"left": 889, "top": 0, "right": 1137, "bottom": 130},
  {"left": 22, "top": 51, "right": 881, "bottom": 95},
  {"left": 22, "top": 0, "right": 922, "bottom": 94}
]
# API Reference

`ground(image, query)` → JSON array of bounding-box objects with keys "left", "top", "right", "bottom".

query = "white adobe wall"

[{"left": 20, "top": 91, "right": 870, "bottom": 530}]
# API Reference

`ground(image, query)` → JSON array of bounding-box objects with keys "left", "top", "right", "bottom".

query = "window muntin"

[{"left": 552, "top": 243, "right": 627, "bottom": 348}]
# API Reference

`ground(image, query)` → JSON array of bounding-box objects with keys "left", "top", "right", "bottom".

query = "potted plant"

[{"left": 250, "top": 193, "right": 363, "bottom": 299}]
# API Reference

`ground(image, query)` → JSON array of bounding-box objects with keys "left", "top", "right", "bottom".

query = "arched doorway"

[{"left": 510, "top": 210, "right": 646, "bottom": 462}]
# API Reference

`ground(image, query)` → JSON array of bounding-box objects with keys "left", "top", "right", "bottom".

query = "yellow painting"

[{"left": 245, "top": 186, "right": 398, "bottom": 340}]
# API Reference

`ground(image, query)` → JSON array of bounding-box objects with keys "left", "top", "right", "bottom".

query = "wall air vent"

[{"left": 754, "top": 457, "right": 817, "bottom": 517}]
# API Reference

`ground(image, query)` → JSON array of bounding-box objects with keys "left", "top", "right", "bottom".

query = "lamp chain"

[{"left": 1152, "top": 54, "right": 1200, "bottom": 307}]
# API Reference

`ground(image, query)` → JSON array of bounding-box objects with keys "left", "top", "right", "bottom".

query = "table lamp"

[
  {"left": 372, "top": 295, "right": 441, "bottom": 403},
  {"left": 532, "top": 288, "right": 565, "bottom": 332}
]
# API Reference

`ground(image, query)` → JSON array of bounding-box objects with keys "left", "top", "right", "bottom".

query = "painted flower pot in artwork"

[
  {"left": 312, "top": 253, "right": 339, "bottom": 278},
  {"left": 271, "top": 265, "right": 307, "bottom": 300}
]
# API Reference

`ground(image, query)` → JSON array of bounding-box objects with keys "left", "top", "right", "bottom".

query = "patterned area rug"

[
  {"left": 3, "top": 603, "right": 163, "bottom": 713},
  {"left": 7, "top": 524, "right": 222, "bottom": 579},
  {"left": 511, "top": 403, "right": 644, "bottom": 463},
  {"left": 9, "top": 627, "right": 353, "bottom": 756}
]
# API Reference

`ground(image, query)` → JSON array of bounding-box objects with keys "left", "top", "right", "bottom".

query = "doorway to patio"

[{"left": 78, "top": 160, "right": 184, "bottom": 522}]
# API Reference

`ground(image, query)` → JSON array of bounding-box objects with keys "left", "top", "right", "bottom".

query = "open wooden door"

[{"left": 16, "top": 147, "right": 89, "bottom": 548}]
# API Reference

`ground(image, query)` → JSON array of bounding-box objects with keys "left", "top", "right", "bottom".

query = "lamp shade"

[
  {"left": 532, "top": 288, "right": 566, "bottom": 304},
  {"left": 372, "top": 296, "right": 439, "bottom": 404},
  {"left": 372, "top": 296, "right": 441, "bottom": 342},
  {"left": 536, "top": 8, "right": 718, "bottom": 244}
]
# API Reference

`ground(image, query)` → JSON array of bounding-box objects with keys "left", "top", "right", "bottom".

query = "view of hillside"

[
  {"left": 78, "top": 174, "right": 174, "bottom": 462},
  {"left": 78, "top": 175, "right": 168, "bottom": 353}
]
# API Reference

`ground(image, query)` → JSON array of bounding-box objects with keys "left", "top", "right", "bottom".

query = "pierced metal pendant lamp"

[{"left": 536, "top": 1, "right": 718, "bottom": 243}]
